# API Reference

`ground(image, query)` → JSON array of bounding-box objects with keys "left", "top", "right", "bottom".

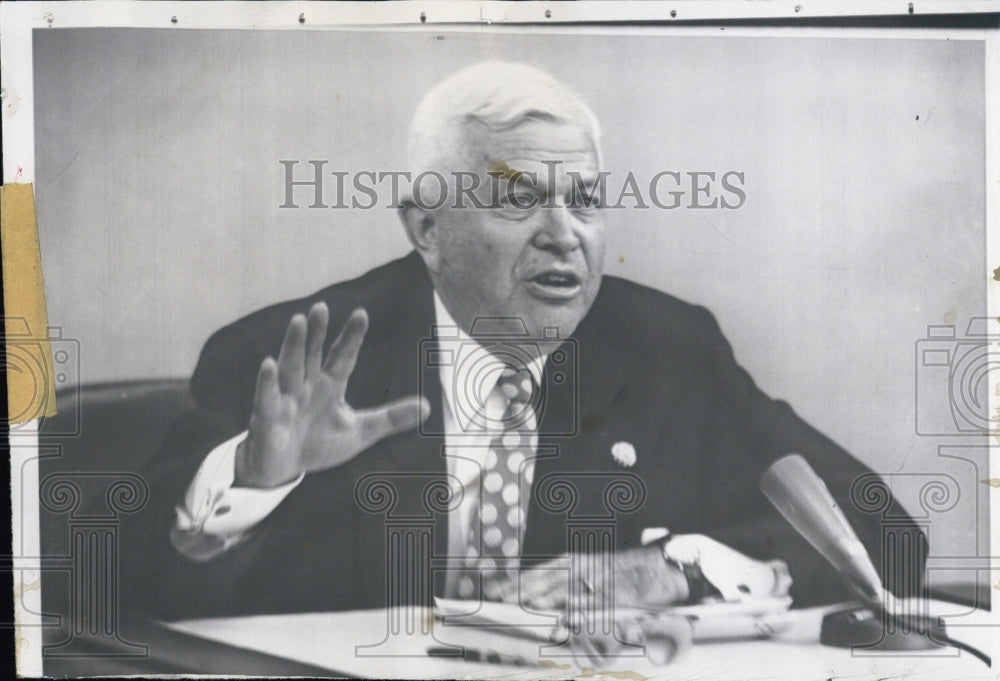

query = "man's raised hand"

[{"left": 234, "top": 302, "right": 429, "bottom": 488}]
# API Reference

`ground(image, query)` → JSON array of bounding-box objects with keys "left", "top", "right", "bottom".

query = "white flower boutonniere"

[{"left": 611, "top": 441, "right": 637, "bottom": 467}]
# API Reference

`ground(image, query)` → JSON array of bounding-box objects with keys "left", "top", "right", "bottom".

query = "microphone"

[
  {"left": 759, "top": 454, "right": 991, "bottom": 666},
  {"left": 759, "top": 454, "right": 883, "bottom": 604}
]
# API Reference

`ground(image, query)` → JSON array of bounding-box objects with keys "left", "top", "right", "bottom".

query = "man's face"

[{"left": 429, "top": 119, "right": 606, "bottom": 346}]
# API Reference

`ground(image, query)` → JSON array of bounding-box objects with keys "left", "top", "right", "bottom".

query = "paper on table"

[
  {"left": 671, "top": 596, "right": 796, "bottom": 641},
  {"left": 436, "top": 595, "right": 794, "bottom": 643},
  {"left": 434, "top": 597, "right": 694, "bottom": 668},
  {"left": 432, "top": 596, "right": 794, "bottom": 667}
]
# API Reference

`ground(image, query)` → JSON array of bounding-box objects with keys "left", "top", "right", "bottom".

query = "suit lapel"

[
  {"left": 380, "top": 257, "right": 447, "bottom": 478},
  {"left": 350, "top": 254, "right": 451, "bottom": 606},
  {"left": 524, "top": 297, "right": 634, "bottom": 560}
]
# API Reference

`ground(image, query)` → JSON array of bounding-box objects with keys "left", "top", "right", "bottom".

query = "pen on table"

[{"left": 426, "top": 645, "right": 531, "bottom": 666}]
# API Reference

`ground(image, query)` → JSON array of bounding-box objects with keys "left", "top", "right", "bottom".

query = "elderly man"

[{"left": 125, "top": 61, "right": 922, "bottom": 619}]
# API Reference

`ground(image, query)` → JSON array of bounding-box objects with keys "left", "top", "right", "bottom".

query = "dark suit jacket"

[{"left": 122, "top": 251, "right": 925, "bottom": 619}]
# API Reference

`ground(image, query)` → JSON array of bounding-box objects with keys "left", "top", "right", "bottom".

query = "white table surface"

[{"left": 165, "top": 599, "right": 996, "bottom": 680}]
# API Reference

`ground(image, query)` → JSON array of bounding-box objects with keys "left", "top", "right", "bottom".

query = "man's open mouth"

[{"left": 526, "top": 271, "right": 583, "bottom": 299}]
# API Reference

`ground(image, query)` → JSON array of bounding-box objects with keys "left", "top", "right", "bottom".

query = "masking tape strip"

[{"left": 1, "top": 183, "right": 57, "bottom": 424}]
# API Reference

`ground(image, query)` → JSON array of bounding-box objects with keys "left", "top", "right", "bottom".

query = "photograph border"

[{"left": 2, "top": 2, "right": 998, "bottom": 677}]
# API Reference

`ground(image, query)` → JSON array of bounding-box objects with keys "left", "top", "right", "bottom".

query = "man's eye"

[
  {"left": 500, "top": 192, "right": 534, "bottom": 205},
  {"left": 500, "top": 191, "right": 538, "bottom": 206},
  {"left": 496, "top": 193, "right": 538, "bottom": 219},
  {"left": 570, "top": 192, "right": 602, "bottom": 210}
]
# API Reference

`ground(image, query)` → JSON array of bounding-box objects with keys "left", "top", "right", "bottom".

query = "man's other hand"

[
  {"left": 492, "top": 545, "right": 690, "bottom": 612},
  {"left": 234, "top": 303, "right": 430, "bottom": 488}
]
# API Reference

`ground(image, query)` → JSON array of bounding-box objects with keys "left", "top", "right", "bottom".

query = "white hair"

[{"left": 407, "top": 61, "right": 603, "bottom": 180}]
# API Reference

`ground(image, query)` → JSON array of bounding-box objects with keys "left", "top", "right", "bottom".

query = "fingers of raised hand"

[
  {"left": 304, "top": 302, "right": 329, "bottom": 378},
  {"left": 276, "top": 303, "right": 365, "bottom": 401},
  {"left": 324, "top": 308, "right": 368, "bottom": 391},
  {"left": 275, "top": 302, "right": 335, "bottom": 396},
  {"left": 277, "top": 313, "right": 308, "bottom": 392},
  {"left": 254, "top": 356, "right": 282, "bottom": 419}
]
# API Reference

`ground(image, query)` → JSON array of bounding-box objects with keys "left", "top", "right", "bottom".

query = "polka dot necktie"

[{"left": 457, "top": 364, "right": 538, "bottom": 600}]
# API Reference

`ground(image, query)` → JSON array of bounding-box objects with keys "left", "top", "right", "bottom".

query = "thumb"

[
  {"left": 357, "top": 395, "right": 431, "bottom": 447},
  {"left": 387, "top": 395, "right": 431, "bottom": 430}
]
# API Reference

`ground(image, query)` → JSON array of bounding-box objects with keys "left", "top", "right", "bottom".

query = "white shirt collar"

[{"left": 432, "top": 292, "right": 547, "bottom": 432}]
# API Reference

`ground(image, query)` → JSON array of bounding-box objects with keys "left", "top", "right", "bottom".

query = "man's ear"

[{"left": 399, "top": 199, "right": 441, "bottom": 273}]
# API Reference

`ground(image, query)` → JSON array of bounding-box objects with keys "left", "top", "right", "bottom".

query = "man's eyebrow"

[{"left": 487, "top": 160, "right": 531, "bottom": 184}]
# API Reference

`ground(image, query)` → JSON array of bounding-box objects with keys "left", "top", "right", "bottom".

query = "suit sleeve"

[
  {"left": 170, "top": 431, "right": 304, "bottom": 562},
  {"left": 692, "top": 307, "right": 926, "bottom": 607},
  {"left": 117, "top": 320, "right": 272, "bottom": 618}
]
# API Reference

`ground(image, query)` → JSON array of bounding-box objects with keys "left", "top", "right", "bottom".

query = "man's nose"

[{"left": 534, "top": 203, "right": 580, "bottom": 254}]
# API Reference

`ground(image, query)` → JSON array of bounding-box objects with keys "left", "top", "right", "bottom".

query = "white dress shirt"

[{"left": 171, "top": 294, "right": 546, "bottom": 584}]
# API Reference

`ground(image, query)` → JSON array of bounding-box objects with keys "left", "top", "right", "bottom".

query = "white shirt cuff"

[{"left": 171, "top": 431, "right": 304, "bottom": 561}]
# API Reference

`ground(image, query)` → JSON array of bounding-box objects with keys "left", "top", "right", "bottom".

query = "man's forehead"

[{"left": 459, "top": 119, "right": 601, "bottom": 172}]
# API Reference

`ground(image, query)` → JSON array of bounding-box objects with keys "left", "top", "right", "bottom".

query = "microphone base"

[{"left": 820, "top": 605, "right": 944, "bottom": 651}]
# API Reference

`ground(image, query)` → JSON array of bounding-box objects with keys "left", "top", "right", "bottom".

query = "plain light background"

[{"left": 33, "top": 28, "right": 987, "bottom": 568}]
